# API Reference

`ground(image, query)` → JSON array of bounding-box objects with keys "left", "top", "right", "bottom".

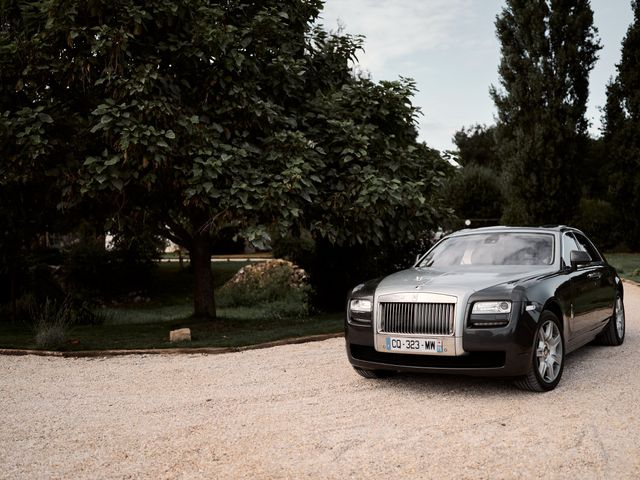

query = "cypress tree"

[
  {"left": 491, "top": 0, "right": 601, "bottom": 225},
  {"left": 603, "top": 1, "right": 640, "bottom": 248}
]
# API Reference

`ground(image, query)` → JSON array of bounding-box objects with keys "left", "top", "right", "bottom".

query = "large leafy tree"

[
  {"left": 603, "top": 1, "right": 640, "bottom": 248},
  {"left": 491, "top": 0, "right": 601, "bottom": 225},
  {"left": 1, "top": 0, "right": 449, "bottom": 318}
]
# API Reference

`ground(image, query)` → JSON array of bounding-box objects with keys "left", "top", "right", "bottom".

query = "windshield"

[{"left": 418, "top": 233, "right": 555, "bottom": 268}]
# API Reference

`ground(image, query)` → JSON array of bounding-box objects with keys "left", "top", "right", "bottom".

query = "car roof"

[{"left": 449, "top": 225, "right": 584, "bottom": 237}]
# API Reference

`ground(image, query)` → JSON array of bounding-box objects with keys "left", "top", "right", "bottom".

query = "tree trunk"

[{"left": 190, "top": 231, "right": 216, "bottom": 319}]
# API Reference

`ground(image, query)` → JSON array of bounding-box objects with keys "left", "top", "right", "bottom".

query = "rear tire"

[
  {"left": 597, "top": 293, "right": 625, "bottom": 346},
  {"left": 515, "top": 311, "right": 565, "bottom": 392},
  {"left": 353, "top": 366, "right": 396, "bottom": 379}
]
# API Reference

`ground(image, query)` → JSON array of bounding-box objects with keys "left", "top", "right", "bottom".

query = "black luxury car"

[{"left": 345, "top": 226, "right": 625, "bottom": 391}]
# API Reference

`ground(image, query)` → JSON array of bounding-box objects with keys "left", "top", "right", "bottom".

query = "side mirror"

[
  {"left": 570, "top": 250, "right": 592, "bottom": 269},
  {"left": 415, "top": 254, "right": 422, "bottom": 264}
]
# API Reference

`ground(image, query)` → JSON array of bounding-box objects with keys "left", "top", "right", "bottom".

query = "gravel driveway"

[{"left": 2, "top": 283, "right": 639, "bottom": 479}]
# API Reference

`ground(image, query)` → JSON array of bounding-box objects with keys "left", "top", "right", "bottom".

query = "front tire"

[
  {"left": 597, "top": 293, "right": 625, "bottom": 346},
  {"left": 515, "top": 311, "right": 565, "bottom": 392},
  {"left": 352, "top": 366, "right": 396, "bottom": 379}
]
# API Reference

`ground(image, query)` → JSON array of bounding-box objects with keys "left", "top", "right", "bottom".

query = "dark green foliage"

[
  {"left": 579, "top": 136, "right": 610, "bottom": 199},
  {"left": 603, "top": 1, "right": 640, "bottom": 249},
  {"left": 572, "top": 198, "right": 617, "bottom": 250},
  {"left": 298, "top": 78, "right": 450, "bottom": 247},
  {"left": 63, "top": 240, "right": 158, "bottom": 299},
  {"left": 453, "top": 124, "right": 500, "bottom": 170},
  {"left": 0, "top": 0, "right": 450, "bottom": 318},
  {"left": 109, "top": 226, "right": 165, "bottom": 269},
  {"left": 308, "top": 242, "right": 384, "bottom": 310},
  {"left": 491, "top": 0, "right": 601, "bottom": 225},
  {"left": 271, "top": 231, "right": 316, "bottom": 269},
  {"left": 444, "top": 165, "right": 504, "bottom": 225},
  {"left": 0, "top": 246, "right": 104, "bottom": 325},
  {"left": 210, "top": 228, "right": 245, "bottom": 255},
  {"left": 302, "top": 237, "right": 438, "bottom": 311}
]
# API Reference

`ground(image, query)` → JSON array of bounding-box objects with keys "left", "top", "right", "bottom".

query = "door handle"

[{"left": 587, "top": 272, "right": 601, "bottom": 279}]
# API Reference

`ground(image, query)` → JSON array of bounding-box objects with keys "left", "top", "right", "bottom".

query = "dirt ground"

[{"left": 1, "top": 282, "right": 639, "bottom": 479}]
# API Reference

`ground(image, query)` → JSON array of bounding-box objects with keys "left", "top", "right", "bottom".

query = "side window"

[
  {"left": 573, "top": 232, "right": 602, "bottom": 262},
  {"left": 562, "top": 233, "right": 581, "bottom": 267}
]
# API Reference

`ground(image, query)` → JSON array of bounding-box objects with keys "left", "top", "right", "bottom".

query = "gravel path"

[{"left": 1, "top": 283, "right": 639, "bottom": 479}]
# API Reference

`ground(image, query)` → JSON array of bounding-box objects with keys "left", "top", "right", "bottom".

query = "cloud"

[{"left": 320, "top": 0, "right": 479, "bottom": 72}]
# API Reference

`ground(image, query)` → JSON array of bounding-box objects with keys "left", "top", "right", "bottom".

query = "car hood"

[{"left": 375, "top": 266, "right": 555, "bottom": 296}]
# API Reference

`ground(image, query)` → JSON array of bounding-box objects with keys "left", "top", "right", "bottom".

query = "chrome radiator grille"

[{"left": 379, "top": 302, "right": 455, "bottom": 336}]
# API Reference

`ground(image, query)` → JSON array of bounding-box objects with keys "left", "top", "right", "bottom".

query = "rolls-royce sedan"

[{"left": 345, "top": 226, "right": 625, "bottom": 391}]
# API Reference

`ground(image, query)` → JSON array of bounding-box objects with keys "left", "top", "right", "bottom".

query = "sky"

[{"left": 320, "top": 0, "right": 634, "bottom": 152}]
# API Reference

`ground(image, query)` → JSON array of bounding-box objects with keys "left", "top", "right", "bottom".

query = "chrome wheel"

[
  {"left": 535, "top": 320, "right": 563, "bottom": 383},
  {"left": 515, "top": 311, "right": 565, "bottom": 392},
  {"left": 615, "top": 296, "right": 625, "bottom": 338}
]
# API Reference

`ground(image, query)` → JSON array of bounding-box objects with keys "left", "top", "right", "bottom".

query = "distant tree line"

[{"left": 448, "top": 0, "right": 640, "bottom": 252}]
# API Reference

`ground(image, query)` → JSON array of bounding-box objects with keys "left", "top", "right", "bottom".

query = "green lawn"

[
  {"left": 0, "top": 312, "right": 343, "bottom": 351},
  {"left": 0, "top": 261, "right": 344, "bottom": 351},
  {"left": 605, "top": 253, "right": 640, "bottom": 283}
]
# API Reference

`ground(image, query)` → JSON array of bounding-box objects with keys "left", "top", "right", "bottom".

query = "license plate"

[{"left": 384, "top": 337, "right": 444, "bottom": 353}]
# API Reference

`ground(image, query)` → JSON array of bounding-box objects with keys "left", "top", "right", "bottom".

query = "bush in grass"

[
  {"left": 31, "top": 297, "right": 75, "bottom": 349},
  {"left": 218, "top": 260, "right": 311, "bottom": 318}
]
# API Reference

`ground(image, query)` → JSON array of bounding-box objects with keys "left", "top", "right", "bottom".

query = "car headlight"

[
  {"left": 472, "top": 301, "right": 512, "bottom": 314},
  {"left": 350, "top": 298, "right": 373, "bottom": 313}
]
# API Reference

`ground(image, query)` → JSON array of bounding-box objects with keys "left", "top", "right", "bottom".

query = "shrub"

[
  {"left": 62, "top": 241, "right": 112, "bottom": 295},
  {"left": 109, "top": 230, "right": 165, "bottom": 267},
  {"left": 31, "top": 297, "right": 75, "bottom": 349},
  {"left": 271, "top": 231, "right": 316, "bottom": 268},
  {"left": 217, "top": 260, "right": 311, "bottom": 317}
]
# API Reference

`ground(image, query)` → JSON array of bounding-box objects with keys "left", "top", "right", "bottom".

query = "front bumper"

[{"left": 345, "top": 303, "right": 536, "bottom": 377}]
